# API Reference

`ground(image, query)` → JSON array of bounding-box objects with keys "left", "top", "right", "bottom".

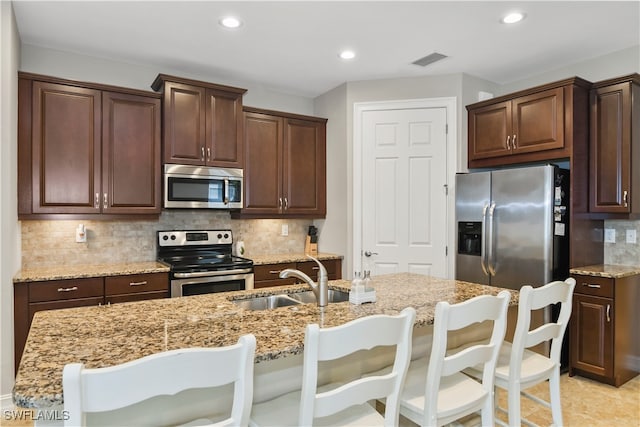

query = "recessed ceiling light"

[
  {"left": 339, "top": 50, "right": 356, "bottom": 60},
  {"left": 220, "top": 16, "right": 242, "bottom": 29},
  {"left": 501, "top": 12, "right": 525, "bottom": 24}
]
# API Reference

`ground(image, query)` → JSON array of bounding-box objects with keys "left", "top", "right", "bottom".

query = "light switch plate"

[
  {"left": 626, "top": 229, "right": 637, "bottom": 244},
  {"left": 604, "top": 228, "right": 616, "bottom": 243},
  {"left": 281, "top": 223, "right": 289, "bottom": 236}
]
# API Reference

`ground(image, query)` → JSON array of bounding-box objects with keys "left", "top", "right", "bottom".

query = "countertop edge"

[{"left": 570, "top": 264, "right": 640, "bottom": 279}]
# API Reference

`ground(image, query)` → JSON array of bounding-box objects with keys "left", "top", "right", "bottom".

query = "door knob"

[{"left": 364, "top": 251, "right": 379, "bottom": 257}]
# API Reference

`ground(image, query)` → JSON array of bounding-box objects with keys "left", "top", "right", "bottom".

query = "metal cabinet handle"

[
  {"left": 201, "top": 146, "right": 205, "bottom": 160},
  {"left": 606, "top": 304, "right": 611, "bottom": 322},
  {"left": 623, "top": 190, "right": 629, "bottom": 208},
  {"left": 284, "top": 197, "right": 288, "bottom": 210},
  {"left": 57, "top": 286, "right": 78, "bottom": 292},
  {"left": 506, "top": 135, "right": 511, "bottom": 150},
  {"left": 95, "top": 193, "right": 100, "bottom": 209},
  {"left": 512, "top": 134, "right": 517, "bottom": 148},
  {"left": 207, "top": 147, "right": 211, "bottom": 160},
  {"left": 269, "top": 270, "right": 281, "bottom": 274},
  {"left": 103, "top": 193, "right": 108, "bottom": 209},
  {"left": 278, "top": 197, "right": 283, "bottom": 211},
  {"left": 583, "top": 283, "right": 601, "bottom": 288},
  {"left": 129, "top": 281, "right": 148, "bottom": 287}
]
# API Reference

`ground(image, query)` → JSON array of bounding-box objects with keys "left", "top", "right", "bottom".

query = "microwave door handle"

[
  {"left": 480, "top": 203, "right": 489, "bottom": 276},
  {"left": 224, "top": 178, "right": 229, "bottom": 205},
  {"left": 487, "top": 202, "right": 497, "bottom": 276}
]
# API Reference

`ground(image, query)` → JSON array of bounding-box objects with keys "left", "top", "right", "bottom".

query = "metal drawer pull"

[
  {"left": 57, "top": 286, "right": 78, "bottom": 292},
  {"left": 269, "top": 270, "right": 281, "bottom": 274},
  {"left": 583, "top": 283, "right": 601, "bottom": 288},
  {"left": 312, "top": 266, "right": 319, "bottom": 270},
  {"left": 606, "top": 304, "right": 611, "bottom": 322},
  {"left": 129, "top": 281, "right": 148, "bottom": 287}
]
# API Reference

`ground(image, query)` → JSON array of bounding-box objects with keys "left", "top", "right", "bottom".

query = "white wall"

[
  {"left": 20, "top": 44, "right": 315, "bottom": 115},
  {"left": 313, "top": 84, "right": 349, "bottom": 278},
  {"left": 0, "top": 0, "right": 21, "bottom": 405}
]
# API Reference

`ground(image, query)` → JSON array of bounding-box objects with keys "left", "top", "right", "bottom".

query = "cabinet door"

[
  {"left": 31, "top": 81, "right": 101, "bottom": 214},
  {"left": 468, "top": 100, "right": 512, "bottom": 161},
  {"left": 283, "top": 118, "right": 326, "bottom": 216},
  {"left": 512, "top": 87, "right": 564, "bottom": 154},
  {"left": 571, "top": 293, "right": 614, "bottom": 379},
  {"left": 243, "top": 112, "right": 283, "bottom": 214},
  {"left": 162, "top": 82, "right": 206, "bottom": 165},
  {"left": 589, "top": 82, "right": 632, "bottom": 213},
  {"left": 205, "top": 89, "right": 244, "bottom": 168},
  {"left": 102, "top": 92, "right": 162, "bottom": 214}
]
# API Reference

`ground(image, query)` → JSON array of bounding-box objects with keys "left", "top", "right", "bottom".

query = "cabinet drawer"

[
  {"left": 254, "top": 263, "right": 296, "bottom": 281},
  {"left": 105, "top": 273, "right": 168, "bottom": 296},
  {"left": 572, "top": 275, "right": 614, "bottom": 298},
  {"left": 28, "top": 278, "right": 104, "bottom": 303},
  {"left": 297, "top": 259, "right": 338, "bottom": 280},
  {"left": 105, "top": 291, "right": 168, "bottom": 304}
]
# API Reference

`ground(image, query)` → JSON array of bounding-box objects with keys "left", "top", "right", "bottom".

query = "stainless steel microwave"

[{"left": 164, "top": 164, "right": 243, "bottom": 209}]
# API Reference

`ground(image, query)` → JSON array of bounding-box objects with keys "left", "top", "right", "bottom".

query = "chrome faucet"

[{"left": 279, "top": 255, "right": 328, "bottom": 307}]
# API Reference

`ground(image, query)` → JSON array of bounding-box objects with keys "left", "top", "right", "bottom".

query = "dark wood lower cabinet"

[
  {"left": 14, "top": 273, "right": 168, "bottom": 372},
  {"left": 569, "top": 273, "right": 640, "bottom": 386},
  {"left": 254, "top": 259, "right": 342, "bottom": 289}
]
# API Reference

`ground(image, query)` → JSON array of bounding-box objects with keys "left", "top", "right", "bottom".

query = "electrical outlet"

[
  {"left": 281, "top": 223, "right": 289, "bottom": 236},
  {"left": 626, "top": 229, "right": 637, "bottom": 244},
  {"left": 604, "top": 228, "right": 616, "bottom": 243}
]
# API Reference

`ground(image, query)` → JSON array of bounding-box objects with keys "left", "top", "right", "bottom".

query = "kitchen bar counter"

[
  {"left": 570, "top": 264, "right": 640, "bottom": 279},
  {"left": 14, "top": 273, "right": 516, "bottom": 409},
  {"left": 13, "top": 261, "right": 170, "bottom": 283}
]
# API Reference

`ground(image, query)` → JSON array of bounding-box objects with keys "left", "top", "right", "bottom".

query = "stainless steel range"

[{"left": 157, "top": 229, "right": 254, "bottom": 297}]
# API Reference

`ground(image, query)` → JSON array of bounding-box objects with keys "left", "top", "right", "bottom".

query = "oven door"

[{"left": 171, "top": 270, "right": 254, "bottom": 297}]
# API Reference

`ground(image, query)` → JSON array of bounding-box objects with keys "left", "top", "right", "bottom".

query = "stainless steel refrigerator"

[{"left": 455, "top": 164, "right": 570, "bottom": 290}]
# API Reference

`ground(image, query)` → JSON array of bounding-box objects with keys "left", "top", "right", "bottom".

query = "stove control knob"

[
  {"left": 224, "top": 233, "right": 229, "bottom": 239},
  {"left": 217, "top": 233, "right": 223, "bottom": 239},
  {"left": 170, "top": 235, "right": 176, "bottom": 240},
  {"left": 162, "top": 235, "right": 168, "bottom": 241}
]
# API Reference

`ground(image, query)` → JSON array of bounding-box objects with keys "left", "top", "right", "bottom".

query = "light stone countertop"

[
  {"left": 570, "top": 264, "right": 640, "bottom": 279},
  {"left": 249, "top": 252, "right": 343, "bottom": 265},
  {"left": 13, "top": 261, "right": 170, "bottom": 283},
  {"left": 13, "top": 272, "right": 517, "bottom": 409}
]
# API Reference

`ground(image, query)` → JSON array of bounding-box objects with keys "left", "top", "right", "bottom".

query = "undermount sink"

[{"left": 232, "top": 289, "right": 350, "bottom": 311}]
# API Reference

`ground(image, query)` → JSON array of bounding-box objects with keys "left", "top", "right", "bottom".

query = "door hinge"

[
  {"left": 444, "top": 184, "right": 449, "bottom": 195},
  {"left": 445, "top": 246, "right": 448, "bottom": 256},
  {"left": 445, "top": 124, "right": 448, "bottom": 134}
]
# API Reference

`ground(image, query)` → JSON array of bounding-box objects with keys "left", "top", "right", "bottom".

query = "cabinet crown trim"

[
  {"left": 151, "top": 73, "right": 247, "bottom": 94},
  {"left": 591, "top": 73, "right": 640, "bottom": 89},
  {"left": 466, "top": 76, "right": 592, "bottom": 110},
  {"left": 243, "top": 106, "right": 328, "bottom": 123}
]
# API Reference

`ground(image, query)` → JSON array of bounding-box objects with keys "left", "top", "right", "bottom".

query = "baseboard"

[
  {"left": 630, "top": 355, "right": 640, "bottom": 372},
  {"left": 1, "top": 393, "right": 15, "bottom": 411}
]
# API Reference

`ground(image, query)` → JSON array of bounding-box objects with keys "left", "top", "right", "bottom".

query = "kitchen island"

[{"left": 13, "top": 273, "right": 518, "bottom": 424}]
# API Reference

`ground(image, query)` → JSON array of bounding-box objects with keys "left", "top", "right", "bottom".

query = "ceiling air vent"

[{"left": 412, "top": 52, "right": 448, "bottom": 67}]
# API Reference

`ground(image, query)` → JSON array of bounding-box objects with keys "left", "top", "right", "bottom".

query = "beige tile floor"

[
  {"left": 3, "top": 374, "right": 638, "bottom": 426},
  {"left": 398, "top": 373, "right": 640, "bottom": 427}
]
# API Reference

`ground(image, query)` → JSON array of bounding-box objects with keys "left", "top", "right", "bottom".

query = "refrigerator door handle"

[
  {"left": 481, "top": 203, "right": 490, "bottom": 276},
  {"left": 487, "top": 202, "right": 497, "bottom": 276}
]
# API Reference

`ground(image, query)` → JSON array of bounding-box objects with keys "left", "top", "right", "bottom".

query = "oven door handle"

[{"left": 173, "top": 268, "right": 253, "bottom": 278}]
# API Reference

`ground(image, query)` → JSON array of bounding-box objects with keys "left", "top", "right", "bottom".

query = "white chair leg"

[
  {"left": 548, "top": 369, "right": 563, "bottom": 427},
  {"left": 507, "top": 383, "right": 521, "bottom": 427},
  {"left": 481, "top": 390, "right": 495, "bottom": 427}
]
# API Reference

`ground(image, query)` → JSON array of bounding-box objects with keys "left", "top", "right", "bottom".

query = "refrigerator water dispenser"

[{"left": 458, "top": 222, "right": 482, "bottom": 256}]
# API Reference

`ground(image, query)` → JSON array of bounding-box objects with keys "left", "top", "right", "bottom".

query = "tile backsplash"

[
  {"left": 20, "top": 211, "right": 313, "bottom": 269},
  {"left": 604, "top": 220, "right": 640, "bottom": 266}
]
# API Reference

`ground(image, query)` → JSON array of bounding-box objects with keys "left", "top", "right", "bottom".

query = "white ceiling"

[{"left": 12, "top": 1, "right": 640, "bottom": 98}]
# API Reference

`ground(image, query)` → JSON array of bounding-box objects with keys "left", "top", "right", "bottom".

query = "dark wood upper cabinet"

[
  {"left": 18, "top": 72, "right": 162, "bottom": 218},
  {"left": 151, "top": 74, "right": 246, "bottom": 168},
  {"left": 102, "top": 91, "right": 161, "bottom": 214},
  {"left": 467, "top": 77, "right": 590, "bottom": 169},
  {"left": 239, "top": 107, "right": 327, "bottom": 218},
  {"left": 589, "top": 74, "right": 640, "bottom": 217}
]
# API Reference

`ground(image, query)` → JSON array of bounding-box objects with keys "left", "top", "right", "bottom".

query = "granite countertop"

[
  {"left": 250, "top": 252, "right": 343, "bottom": 265},
  {"left": 13, "top": 272, "right": 517, "bottom": 408},
  {"left": 13, "top": 261, "right": 170, "bottom": 283},
  {"left": 570, "top": 264, "right": 640, "bottom": 279}
]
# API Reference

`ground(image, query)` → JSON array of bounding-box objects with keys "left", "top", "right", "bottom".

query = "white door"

[{"left": 360, "top": 106, "right": 448, "bottom": 277}]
